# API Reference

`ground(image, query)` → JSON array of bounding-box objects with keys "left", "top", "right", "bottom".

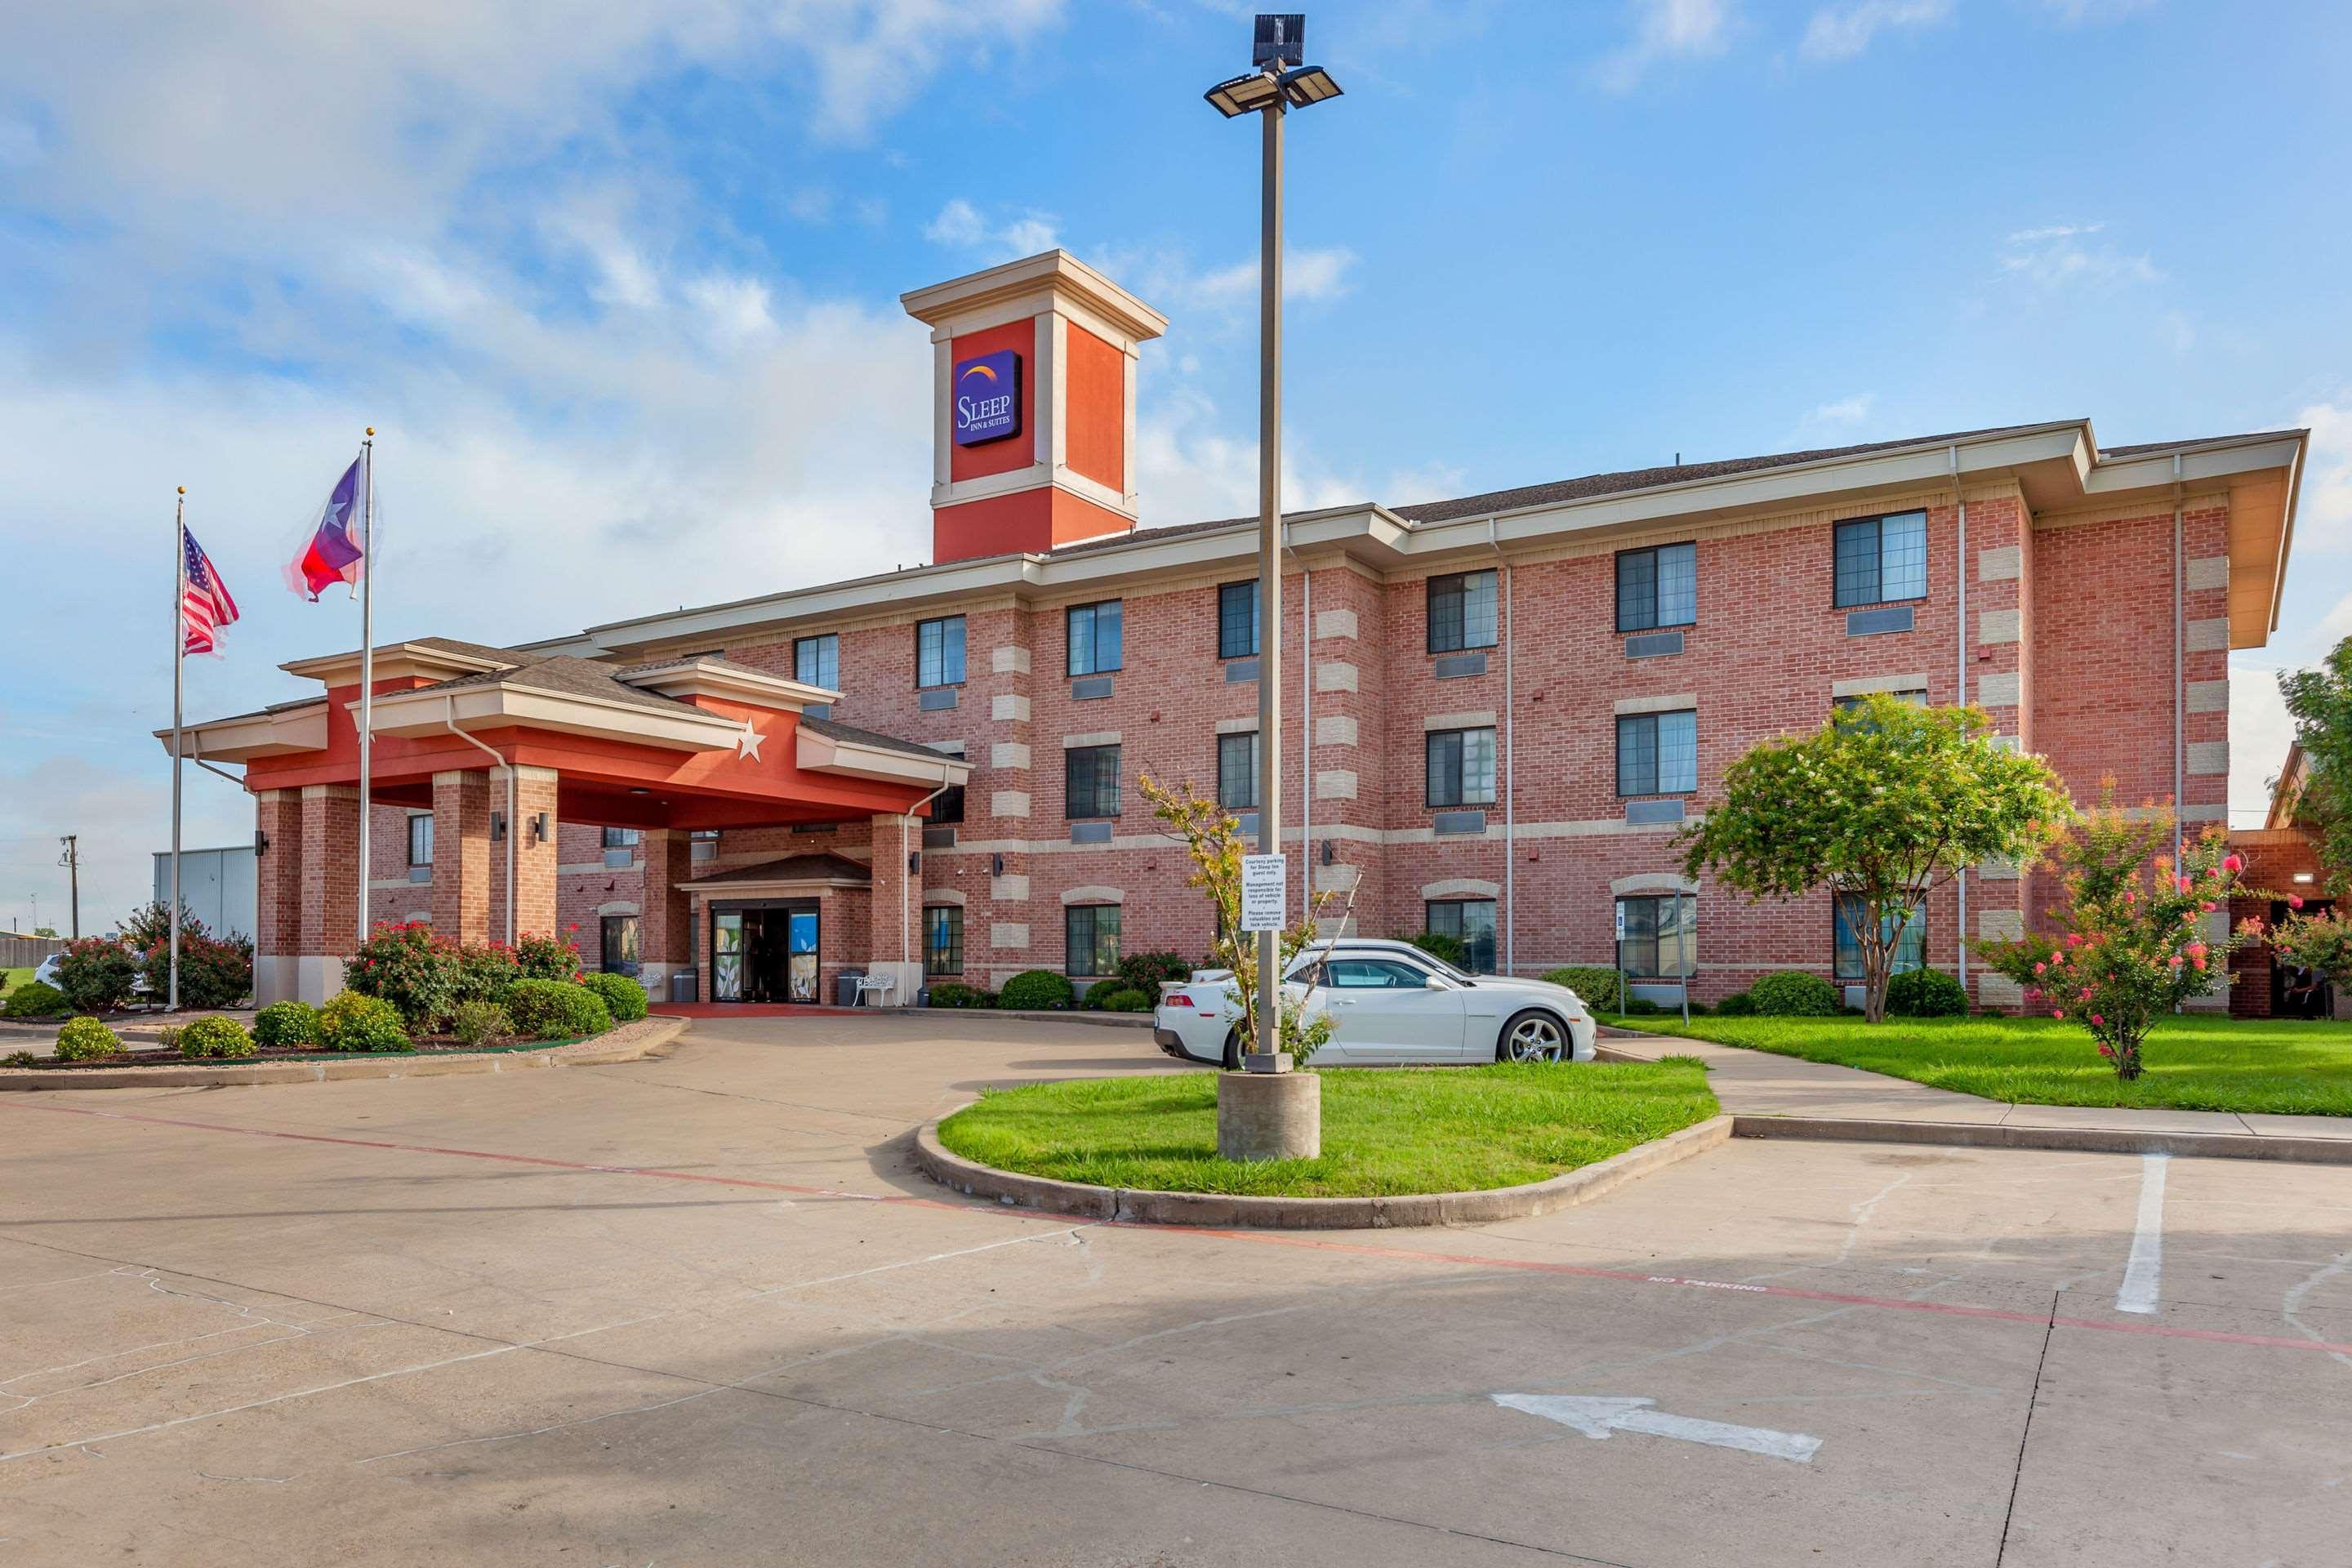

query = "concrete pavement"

[{"left": 2, "top": 1010, "right": 2349, "bottom": 1565}]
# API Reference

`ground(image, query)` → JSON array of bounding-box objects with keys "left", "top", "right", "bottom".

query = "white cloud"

[
  {"left": 924, "top": 198, "right": 1062, "bottom": 260},
  {"left": 1997, "top": 222, "right": 2163, "bottom": 287},
  {"left": 1086, "top": 244, "right": 1360, "bottom": 316},
  {"left": 2295, "top": 396, "right": 2352, "bottom": 561},
  {"left": 1597, "top": 0, "right": 1731, "bottom": 92},
  {"left": 2042, "top": 0, "right": 2154, "bottom": 22},
  {"left": 1805, "top": 392, "right": 1877, "bottom": 426},
  {"left": 1133, "top": 383, "right": 1464, "bottom": 532},
  {"left": 1797, "top": 0, "right": 1951, "bottom": 64}
]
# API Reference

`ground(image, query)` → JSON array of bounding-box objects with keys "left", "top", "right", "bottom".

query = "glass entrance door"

[
  {"left": 712, "top": 912, "right": 744, "bottom": 1001},
  {"left": 786, "top": 908, "right": 820, "bottom": 1003}
]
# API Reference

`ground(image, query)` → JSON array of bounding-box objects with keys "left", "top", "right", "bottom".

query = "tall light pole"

[{"left": 1205, "top": 15, "right": 1343, "bottom": 1158}]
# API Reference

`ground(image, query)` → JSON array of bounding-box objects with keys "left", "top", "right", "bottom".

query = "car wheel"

[
  {"left": 1221, "top": 1027, "right": 1243, "bottom": 1071},
  {"left": 1497, "top": 1009, "right": 1569, "bottom": 1063}
]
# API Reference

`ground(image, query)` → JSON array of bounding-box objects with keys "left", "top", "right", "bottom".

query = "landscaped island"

[
  {"left": 937, "top": 1061, "right": 1719, "bottom": 1198},
  {"left": 1612, "top": 1014, "right": 2352, "bottom": 1117}
]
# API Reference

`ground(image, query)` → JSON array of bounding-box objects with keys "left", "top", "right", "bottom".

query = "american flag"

[{"left": 180, "top": 523, "right": 241, "bottom": 657}]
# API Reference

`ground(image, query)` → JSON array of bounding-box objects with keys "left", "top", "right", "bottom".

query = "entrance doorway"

[{"left": 711, "top": 904, "right": 821, "bottom": 1003}]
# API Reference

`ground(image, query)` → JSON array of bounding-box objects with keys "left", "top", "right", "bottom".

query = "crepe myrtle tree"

[
  {"left": 1679, "top": 695, "right": 2072, "bottom": 1022},
  {"left": 2247, "top": 899, "right": 2345, "bottom": 998},
  {"left": 2278, "top": 637, "right": 2352, "bottom": 893},
  {"left": 1979, "top": 785, "right": 2254, "bottom": 1079},
  {"left": 1137, "top": 773, "right": 1347, "bottom": 1067}
]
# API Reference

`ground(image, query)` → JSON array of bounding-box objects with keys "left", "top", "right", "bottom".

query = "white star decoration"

[{"left": 735, "top": 719, "right": 765, "bottom": 762}]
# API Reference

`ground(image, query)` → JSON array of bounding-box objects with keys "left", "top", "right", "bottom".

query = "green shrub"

[
  {"left": 55, "top": 939, "right": 139, "bottom": 1013},
  {"left": 1404, "top": 930, "right": 1468, "bottom": 969},
  {"left": 449, "top": 1000, "right": 513, "bottom": 1048},
  {"left": 928, "top": 982, "right": 996, "bottom": 1009},
  {"left": 1079, "top": 982, "right": 1117, "bottom": 1010},
  {"left": 1886, "top": 967, "right": 1970, "bottom": 1018},
  {"left": 1541, "top": 966, "right": 1620, "bottom": 1011},
  {"left": 579, "top": 971, "right": 648, "bottom": 1023},
  {"left": 122, "top": 902, "right": 254, "bottom": 1010},
  {"left": 998, "top": 970, "right": 1076, "bottom": 1010},
  {"left": 1621, "top": 996, "right": 1665, "bottom": 1015},
  {"left": 513, "top": 931, "right": 584, "bottom": 982},
  {"left": 177, "top": 1015, "right": 256, "bottom": 1059},
  {"left": 3, "top": 1050, "right": 36, "bottom": 1068},
  {"left": 2, "top": 980, "right": 69, "bottom": 1018},
  {"left": 318, "top": 991, "right": 410, "bottom": 1053},
  {"left": 1750, "top": 970, "right": 1842, "bottom": 1017},
  {"left": 345, "top": 921, "right": 461, "bottom": 1029},
  {"left": 155, "top": 1024, "right": 181, "bottom": 1053},
  {"left": 1115, "top": 951, "right": 1192, "bottom": 992},
  {"left": 505, "top": 978, "right": 611, "bottom": 1040},
  {"left": 54, "top": 1016, "right": 122, "bottom": 1061},
  {"left": 452, "top": 943, "right": 523, "bottom": 1009},
  {"left": 1092, "top": 986, "right": 1152, "bottom": 1013},
  {"left": 1713, "top": 991, "right": 1758, "bottom": 1017},
  {"left": 252, "top": 1000, "right": 321, "bottom": 1047}
]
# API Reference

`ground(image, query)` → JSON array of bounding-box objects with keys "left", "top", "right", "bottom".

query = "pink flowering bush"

[
  {"left": 1977, "top": 781, "right": 2252, "bottom": 1080},
  {"left": 345, "top": 921, "right": 462, "bottom": 1029},
  {"left": 513, "top": 929, "right": 583, "bottom": 983},
  {"left": 2255, "top": 905, "right": 2352, "bottom": 996}
]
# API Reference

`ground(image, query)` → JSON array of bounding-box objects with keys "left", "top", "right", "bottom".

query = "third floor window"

[
  {"left": 1833, "top": 511, "right": 1927, "bottom": 608},
  {"left": 1427, "top": 569, "right": 1499, "bottom": 653},
  {"left": 1616, "top": 544, "right": 1696, "bottom": 631},
  {"left": 915, "top": 616, "right": 965, "bottom": 688},
  {"left": 1067, "top": 599, "right": 1123, "bottom": 675},
  {"left": 795, "top": 633, "right": 838, "bottom": 690},
  {"left": 1218, "top": 581, "right": 1259, "bottom": 660}
]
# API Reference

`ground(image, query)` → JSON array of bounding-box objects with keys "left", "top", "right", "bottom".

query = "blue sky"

[{"left": 2, "top": 0, "right": 2347, "bottom": 932}]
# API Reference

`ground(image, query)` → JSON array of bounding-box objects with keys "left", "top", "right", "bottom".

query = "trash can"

[
  {"left": 669, "top": 971, "right": 698, "bottom": 1004},
  {"left": 835, "top": 969, "right": 866, "bottom": 1008}
]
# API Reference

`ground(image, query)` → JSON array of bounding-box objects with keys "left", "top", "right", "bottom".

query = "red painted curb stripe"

[{"left": 10, "top": 1098, "right": 2350, "bottom": 1359}]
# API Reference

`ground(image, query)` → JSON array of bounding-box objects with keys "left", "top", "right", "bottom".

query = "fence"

[{"left": 0, "top": 934, "right": 68, "bottom": 969}]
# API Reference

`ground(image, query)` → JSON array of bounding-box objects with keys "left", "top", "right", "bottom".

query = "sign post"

[{"left": 1613, "top": 901, "right": 1626, "bottom": 1025}]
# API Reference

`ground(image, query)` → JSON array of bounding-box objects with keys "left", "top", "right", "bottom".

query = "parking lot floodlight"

[
  {"left": 1205, "top": 70, "right": 1282, "bottom": 118},
  {"left": 1277, "top": 64, "right": 1343, "bottom": 107}
]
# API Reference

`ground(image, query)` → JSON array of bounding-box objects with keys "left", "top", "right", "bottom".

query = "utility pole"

[{"left": 58, "top": 835, "right": 80, "bottom": 938}]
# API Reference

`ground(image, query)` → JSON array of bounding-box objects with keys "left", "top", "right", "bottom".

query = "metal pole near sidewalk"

[
  {"left": 356, "top": 430, "right": 375, "bottom": 949},
  {"left": 170, "top": 487, "right": 186, "bottom": 1010}
]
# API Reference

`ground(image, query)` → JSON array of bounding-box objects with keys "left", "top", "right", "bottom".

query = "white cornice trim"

[
  {"left": 364, "top": 685, "right": 742, "bottom": 753},
  {"left": 621, "top": 657, "right": 838, "bottom": 709},
  {"left": 795, "top": 726, "right": 973, "bottom": 788},
  {"left": 153, "top": 704, "right": 330, "bottom": 762}
]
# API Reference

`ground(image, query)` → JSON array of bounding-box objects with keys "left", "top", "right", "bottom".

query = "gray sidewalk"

[{"left": 1600, "top": 1027, "right": 2352, "bottom": 1148}]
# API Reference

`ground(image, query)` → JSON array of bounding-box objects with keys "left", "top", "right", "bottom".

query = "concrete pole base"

[{"left": 1216, "top": 1069, "right": 1321, "bottom": 1162}]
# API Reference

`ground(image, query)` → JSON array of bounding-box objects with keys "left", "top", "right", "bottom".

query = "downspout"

[
  {"left": 1951, "top": 445, "right": 1967, "bottom": 995},
  {"left": 1492, "top": 517, "right": 1514, "bottom": 977},
  {"left": 2172, "top": 452, "right": 2185, "bottom": 866},
  {"left": 442, "top": 697, "right": 514, "bottom": 945},
  {"left": 905, "top": 768, "right": 956, "bottom": 989}
]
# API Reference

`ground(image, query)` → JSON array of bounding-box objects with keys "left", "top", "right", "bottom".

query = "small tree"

[
  {"left": 1137, "top": 773, "right": 1341, "bottom": 1067},
  {"left": 1978, "top": 785, "right": 2253, "bottom": 1078},
  {"left": 2252, "top": 902, "right": 2351, "bottom": 1004},
  {"left": 1680, "top": 696, "right": 2072, "bottom": 1022},
  {"left": 2279, "top": 639, "right": 2352, "bottom": 892}
]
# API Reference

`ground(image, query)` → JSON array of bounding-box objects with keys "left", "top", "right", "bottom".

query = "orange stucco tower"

[{"left": 902, "top": 251, "right": 1168, "bottom": 565}]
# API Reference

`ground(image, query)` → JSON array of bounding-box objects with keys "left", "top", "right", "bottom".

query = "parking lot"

[{"left": 3, "top": 1010, "right": 2349, "bottom": 1566}]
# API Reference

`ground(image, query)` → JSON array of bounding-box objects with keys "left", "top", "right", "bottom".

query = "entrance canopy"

[{"left": 162, "top": 637, "right": 968, "bottom": 826}]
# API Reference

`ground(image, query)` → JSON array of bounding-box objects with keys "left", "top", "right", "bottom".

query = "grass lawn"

[
  {"left": 937, "top": 1061, "right": 1719, "bottom": 1197},
  {"left": 1615, "top": 1013, "right": 2352, "bottom": 1117},
  {"left": 1, "top": 968, "right": 30, "bottom": 996}
]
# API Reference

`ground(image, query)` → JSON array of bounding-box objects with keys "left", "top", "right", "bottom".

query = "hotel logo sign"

[{"left": 952, "top": 350, "right": 1021, "bottom": 447}]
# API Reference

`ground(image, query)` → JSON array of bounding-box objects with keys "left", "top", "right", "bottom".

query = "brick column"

[
  {"left": 639, "top": 828, "right": 692, "bottom": 995},
  {"left": 981, "top": 608, "right": 1036, "bottom": 987},
  {"left": 498, "top": 765, "right": 561, "bottom": 940},
  {"left": 253, "top": 788, "right": 305, "bottom": 1005},
  {"left": 2180, "top": 498, "right": 2234, "bottom": 1011},
  {"left": 1968, "top": 491, "right": 2033, "bottom": 1011},
  {"left": 866, "top": 812, "right": 918, "bottom": 1004},
  {"left": 296, "top": 783, "right": 360, "bottom": 1003},
  {"left": 430, "top": 769, "right": 494, "bottom": 947}
]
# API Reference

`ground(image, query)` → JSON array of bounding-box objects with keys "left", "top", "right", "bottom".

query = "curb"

[
  {"left": 911, "top": 1112, "right": 1734, "bottom": 1229},
  {"left": 0, "top": 1015, "right": 688, "bottom": 1092},
  {"left": 1731, "top": 1113, "right": 2352, "bottom": 1165}
]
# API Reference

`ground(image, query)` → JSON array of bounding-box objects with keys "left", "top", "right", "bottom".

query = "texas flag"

[{"left": 283, "top": 457, "right": 365, "bottom": 600}]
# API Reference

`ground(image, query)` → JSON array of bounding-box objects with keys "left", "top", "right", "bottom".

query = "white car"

[
  {"left": 32, "top": 952, "right": 64, "bottom": 988},
  {"left": 1152, "top": 938, "right": 1597, "bottom": 1069}
]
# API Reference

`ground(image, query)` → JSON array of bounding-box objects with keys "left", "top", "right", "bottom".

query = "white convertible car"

[{"left": 1152, "top": 938, "right": 1598, "bottom": 1069}]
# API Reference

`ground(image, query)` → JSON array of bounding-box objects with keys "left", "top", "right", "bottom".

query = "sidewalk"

[{"left": 1599, "top": 1027, "right": 2352, "bottom": 1159}]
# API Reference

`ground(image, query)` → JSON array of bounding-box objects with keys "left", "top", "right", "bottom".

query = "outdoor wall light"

[
  {"left": 909, "top": 851, "right": 921, "bottom": 875},
  {"left": 2294, "top": 871, "right": 2316, "bottom": 884},
  {"left": 1320, "top": 839, "right": 1334, "bottom": 866},
  {"left": 531, "top": 813, "right": 549, "bottom": 844},
  {"left": 629, "top": 786, "right": 651, "bottom": 796},
  {"left": 992, "top": 853, "right": 1004, "bottom": 876},
  {"left": 490, "top": 812, "right": 506, "bottom": 842},
  {"left": 253, "top": 829, "right": 270, "bottom": 858}
]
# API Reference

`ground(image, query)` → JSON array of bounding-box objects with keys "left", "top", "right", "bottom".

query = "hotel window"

[
  {"left": 795, "top": 633, "right": 839, "bottom": 690},
  {"left": 407, "top": 814, "right": 433, "bottom": 866},
  {"left": 1067, "top": 599, "right": 1123, "bottom": 675},
  {"left": 1217, "top": 731, "right": 1259, "bottom": 810},
  {"left": 1218, "top": 580, "right": 1260, "bottom": 659},
  {"left": 1833, "top": 689, "right": 1929, "bottom": 720},
  {"left": 1833, "top": 510, "right": 1928, "bottom": 608},
  {"left": 1425, "top": 726, "right": 1498, "bottom": 808},
  {"left": 602, "top": 827, "right": 640, "bottom": 849},
  {"left": 1835, "top": 894, "right": 1927, "bottom": 981},
  {"left": 930, "top": 784, "right": 964, "bottom": 826},
  {"left": 925, "top": 906, "right": 964, "bottom": 978},
  {"left": 1615, "top": 544, "right": 1696, "bottom": 632},
  {"left": 1617, "top": 710, "right": 1698, "bottom": 796},
  {"left": 599, "top": 914, "right": 640, "bottom": 978},
  {"left": 1426, "top": 569, "right": 1499, "bottom": 653},
  {"left": 689, "top": 827, "right": 720, "bottom": 863},
  {"left": 915, "top": 615, "right": 966, "bottom": 688},
  {"left": 1066, "top": 904, "right": 1121, "bottom": 978},
  {"left": 1066, "top": 744, "right": 1121, "bottom": 819},
  {"left": 1615, "top": 894, "right": 1693, "bottom": 978},
  {"left": 1424, "top": 898, "right": 1498, "bottom": 974}
]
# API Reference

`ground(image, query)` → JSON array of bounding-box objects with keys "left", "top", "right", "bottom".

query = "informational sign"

[
  {"left": 1615, "top": 902, "right": 1627, "bottom": 942},
  {"left": 951, "top": 349, "right": 1021, "bottom": 446},
  {"left": 1240, "top": 853, "right": 1288, "bottom": 933}
]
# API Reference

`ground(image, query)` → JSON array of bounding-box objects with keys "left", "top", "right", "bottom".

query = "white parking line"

[{"left": 2116, "top": 1153, "right": 2170, "bottom": 1315}]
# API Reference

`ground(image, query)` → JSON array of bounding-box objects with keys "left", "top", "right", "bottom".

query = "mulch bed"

[{"left": 17, "top": 1037, "right": 569, "bottom": 1071}]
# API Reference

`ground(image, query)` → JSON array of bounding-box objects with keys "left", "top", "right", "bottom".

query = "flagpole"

[
  {"left": 356, "top": 430, "right": 375, "bottom": 950},
  {"left": 170, "top": 487, "right": 186, "bottom": 1010}
]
